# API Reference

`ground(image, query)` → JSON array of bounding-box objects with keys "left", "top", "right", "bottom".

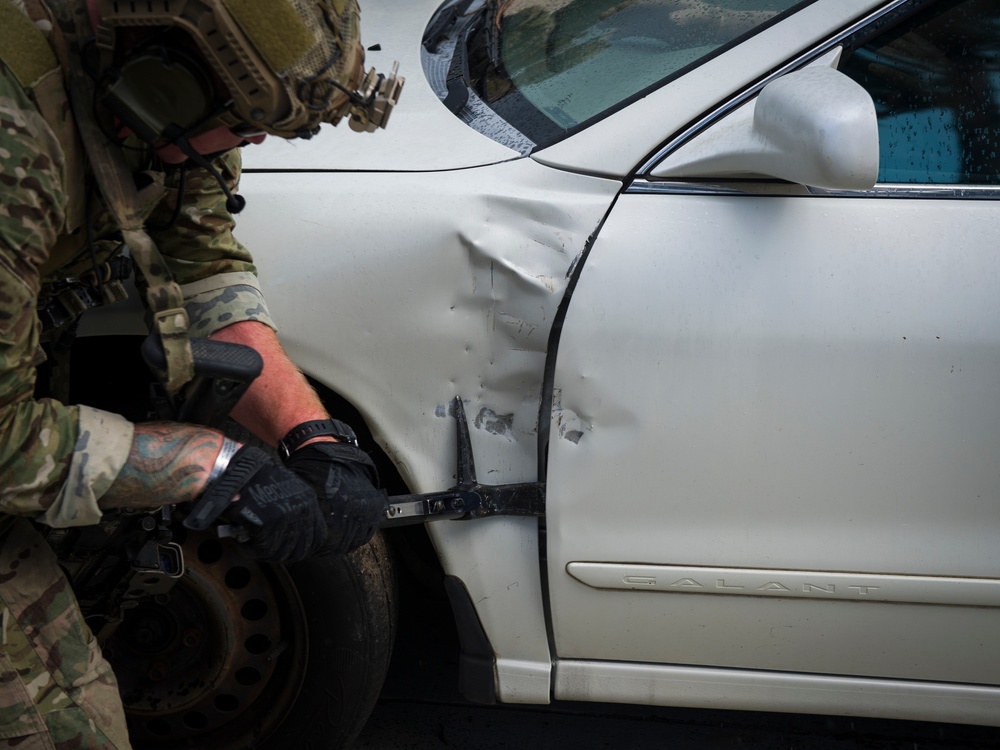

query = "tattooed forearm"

[{"left": 100, "top": 423, "right": 225, "bottom": 509}]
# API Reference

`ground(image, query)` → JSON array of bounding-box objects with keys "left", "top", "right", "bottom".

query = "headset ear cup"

[{"left": 99, "top": 46, "right": 218, "bottom": 143}]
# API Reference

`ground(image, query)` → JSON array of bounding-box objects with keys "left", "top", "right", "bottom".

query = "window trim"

[
  {"left": 627, "top": 179, "right": 1000, "bottom": 199},
  {"left": 634, "top": 0, "right": 918, "bottom": 178}
]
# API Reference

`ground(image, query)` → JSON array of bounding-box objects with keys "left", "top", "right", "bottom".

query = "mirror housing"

[{"left": 652, "top": 57, "right": 879, "bottom": 190}]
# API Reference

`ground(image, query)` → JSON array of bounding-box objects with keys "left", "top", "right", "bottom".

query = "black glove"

[
  {"left": 186, "top": 445, "right": 327, "bottom": 563},
  {"left": 283, "top": 442, "right": 386, "bottom": 554}
]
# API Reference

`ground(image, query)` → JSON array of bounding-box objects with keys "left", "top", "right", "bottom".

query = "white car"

[{"left": 82, "top": 0, "right": 1000, "bottom": 747}]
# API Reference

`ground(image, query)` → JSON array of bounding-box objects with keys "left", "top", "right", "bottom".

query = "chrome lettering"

[
  {"left": 622, "top": 574, "right": 883, "bottom": 598},
  {"left": 624, "top": 576, "right": 656, "bottom": 586},
  {"left": 849, "top": 585, "right": 880, "bottom": 596},
  {"left": 669, "top": 578, "right": 704, "bottom": 589},
  {"left": 757, "top": 582, "right": 792, "bottom": 592},
  {"left": 716, "top": 579, "right": 745, "bottom": 590}
]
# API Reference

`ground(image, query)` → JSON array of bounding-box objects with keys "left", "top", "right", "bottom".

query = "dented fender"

[{"left": 236, "top": 157, "right": 620, "bottom": 703}]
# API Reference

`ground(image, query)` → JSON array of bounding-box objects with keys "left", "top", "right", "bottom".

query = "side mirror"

[{"left": 652, "top": 56, "right": 879, "bottom": 190}]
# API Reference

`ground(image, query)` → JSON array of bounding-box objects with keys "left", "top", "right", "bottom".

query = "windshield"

[{"left": 462, "top": 0, "right": 808, "bottom": 147}]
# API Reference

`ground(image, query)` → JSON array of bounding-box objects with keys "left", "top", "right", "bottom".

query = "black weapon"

[{"left": 140, "top": 333, "right": 263, "bottom": 426}]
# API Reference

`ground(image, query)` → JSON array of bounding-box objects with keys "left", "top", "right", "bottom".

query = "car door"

[{"left": 544, "top": 0, "right": 1000, "bottom": 700}]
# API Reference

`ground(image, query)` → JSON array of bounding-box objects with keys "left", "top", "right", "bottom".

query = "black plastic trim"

[{"left": 443, "top": 575, "right": 498, "bottom": 704}]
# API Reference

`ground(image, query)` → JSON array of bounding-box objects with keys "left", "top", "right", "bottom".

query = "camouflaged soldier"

[{"left": 0, "top": 0, "right": 401, "bottom": 747}]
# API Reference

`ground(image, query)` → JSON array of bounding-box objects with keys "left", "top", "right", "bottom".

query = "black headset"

[
  {"left": 99, "top": 41, "right": 217, "bottom": 144},
  {"left": 96, "top": 38, "right": 247, "bottom": 213}
]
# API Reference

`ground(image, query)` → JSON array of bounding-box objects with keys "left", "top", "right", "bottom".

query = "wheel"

[{"left": 103, "top": 527, "right": 397, "bottom": 749}]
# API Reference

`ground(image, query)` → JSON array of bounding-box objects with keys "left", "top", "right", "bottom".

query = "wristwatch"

[{"left": 279, "top": 419, "right": 359, "bottom": 459}]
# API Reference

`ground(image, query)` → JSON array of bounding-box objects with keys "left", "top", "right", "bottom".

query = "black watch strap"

[{"left": 279, "top": 419, "right": 358, "bottom": 459}]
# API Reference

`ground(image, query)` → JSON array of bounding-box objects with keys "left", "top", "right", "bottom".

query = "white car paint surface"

[{"left": 236, "top": 0, "right": 999, "bottom": 727}]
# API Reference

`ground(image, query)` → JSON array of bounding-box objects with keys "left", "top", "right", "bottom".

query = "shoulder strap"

[
  {"left": 44, "top": 0, "right": 194, "bottom": 396},
  {"left": 7, "top": 0, "right": 88, "bottom": 234}
]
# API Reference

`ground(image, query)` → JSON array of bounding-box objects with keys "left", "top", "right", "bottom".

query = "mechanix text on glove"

[{"left": 186, "top": 445, "right": 327, "bottom": 563}]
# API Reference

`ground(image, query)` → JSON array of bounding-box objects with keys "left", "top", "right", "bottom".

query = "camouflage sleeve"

[
  {"left": 147, "top": 148, "right": 276, "bottom": 337},
  {"left": 0, "top": 67, "right": 133, "bottom": 524}
]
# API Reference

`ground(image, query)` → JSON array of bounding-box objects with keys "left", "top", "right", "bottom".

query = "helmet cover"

[{"left": 93, "top": 0, "right": 401, "bottom": 138}]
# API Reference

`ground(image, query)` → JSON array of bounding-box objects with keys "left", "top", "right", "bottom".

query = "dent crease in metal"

[{"left": 442, "top": 188, "right": 590, "bottom": 466}]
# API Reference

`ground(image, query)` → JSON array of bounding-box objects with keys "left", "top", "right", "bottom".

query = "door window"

[{"left": 841, "top": 0, "right": 1000, "bottom": 184}]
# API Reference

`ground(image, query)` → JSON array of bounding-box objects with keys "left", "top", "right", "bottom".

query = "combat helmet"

[{"left": 91, "top": 0, "right": 403, "bottom": 144}]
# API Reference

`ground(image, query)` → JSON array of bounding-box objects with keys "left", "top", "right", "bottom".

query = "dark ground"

[{"left": 354, "top": 559, "right": 1000, "bottom": 750}]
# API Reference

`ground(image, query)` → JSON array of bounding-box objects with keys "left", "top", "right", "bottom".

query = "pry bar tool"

[{"left": 380, "top": 397, "right": 545, "bottom": 527}]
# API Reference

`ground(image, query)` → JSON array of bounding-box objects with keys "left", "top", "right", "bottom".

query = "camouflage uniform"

[
  {"left": 0, "top": 0, "right": 276, "bottom": 745},
  {"left": 0, "top": 519, "right": 130, "bottom": 749}
]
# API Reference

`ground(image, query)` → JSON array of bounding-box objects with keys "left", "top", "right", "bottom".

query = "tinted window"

[{"left": 841, "top": 0, "right": 1000, "bottom": 184}]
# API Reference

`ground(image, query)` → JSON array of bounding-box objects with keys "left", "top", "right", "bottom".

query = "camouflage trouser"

[{"left": 0, "top": 520, "right": 131, "bottom": 749}]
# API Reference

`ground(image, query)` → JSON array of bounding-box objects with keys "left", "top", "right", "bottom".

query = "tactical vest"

[
  {"left": 0, "top": 0, "right": 135, "bottom": 332},
  {"left": 0, "top": 0, "right": 195, "bottom": 395}
]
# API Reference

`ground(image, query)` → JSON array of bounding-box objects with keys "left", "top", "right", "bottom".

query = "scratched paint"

[
  {"left": 475, "top": 408, "right": 515, "bottom": 438},
  {"left": 551, "top": 388, "right": 589, "bottom": 444}
]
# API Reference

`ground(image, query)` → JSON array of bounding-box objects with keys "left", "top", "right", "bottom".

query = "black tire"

[
  {"left": 268, "top": 533, "right": 398, "bottom": 750},
  {"left": 107, "top": 528, "right": 397, "bottom": 750},
  {"left": 64, "top": 339, "right": 398, "bottom": 746}
]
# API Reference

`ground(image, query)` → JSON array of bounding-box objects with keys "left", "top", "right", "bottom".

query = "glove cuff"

[
  {"left": 286, "top": 441, "right": 379, "bottom": 485},
  {"left": 184, "top": 445, "right": 267, "bottom": 531}
]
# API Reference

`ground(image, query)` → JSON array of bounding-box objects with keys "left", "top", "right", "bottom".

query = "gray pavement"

[{"left": 357, "top": 700, "right": 999, "bottom": 750}]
